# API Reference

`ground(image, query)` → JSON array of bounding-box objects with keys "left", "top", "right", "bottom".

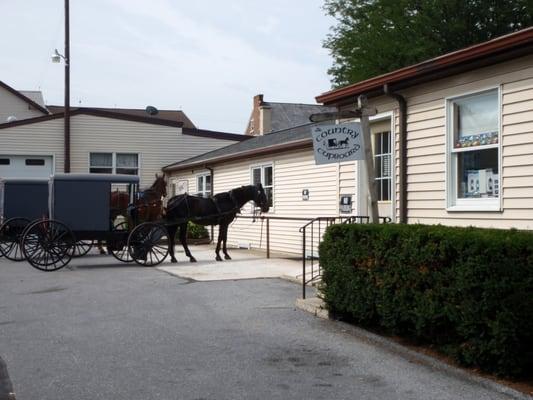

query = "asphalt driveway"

[{"left": 0, "top": 255, "right": 525, "bottom": 400}]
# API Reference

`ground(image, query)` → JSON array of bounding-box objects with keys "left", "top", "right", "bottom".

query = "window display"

[{"left": 448, "top": 88, "right": 500, "bottom": 207}]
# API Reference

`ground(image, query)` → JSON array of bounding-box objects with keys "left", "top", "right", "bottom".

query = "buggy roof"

[
  {"left": 0, "top": 178, "right": 49, "bottom": 184},
  {"left": 51, "top": 173, "right": 139, "bottom": 184}
]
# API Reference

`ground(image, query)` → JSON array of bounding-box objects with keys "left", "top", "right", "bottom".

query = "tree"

[{"left": 323, "top": 0, "right": 533, "bottom": 87}]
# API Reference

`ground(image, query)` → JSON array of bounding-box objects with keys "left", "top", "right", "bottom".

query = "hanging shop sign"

[{"left": 310, "top": 123, "right": 364, "bottom": 165}]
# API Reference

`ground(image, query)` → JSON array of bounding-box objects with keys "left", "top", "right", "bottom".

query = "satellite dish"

[
  {"left": 6, "top": 115, "right": 17, "bottom": 123},
  {"left": 145, "top": 105, "right": 159, "bottom": 116}
]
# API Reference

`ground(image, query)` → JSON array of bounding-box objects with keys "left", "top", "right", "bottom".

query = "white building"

[
  {"left": 0, "top": 80, "right": 245, "bottom": 185},
  {"left": 165, "top": 28, "right": 533, "bottom": 255}
]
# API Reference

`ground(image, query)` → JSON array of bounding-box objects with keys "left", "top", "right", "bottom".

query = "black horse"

[{"left": 166, "top": 183, "right": 269, "bottom": 262}]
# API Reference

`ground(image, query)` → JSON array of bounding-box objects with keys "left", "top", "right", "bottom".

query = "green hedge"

[
  {"left": 319, "top": 223, "right": 533, "bottom": 377},
  {"left": 187, "top": 222, "right": 209, "bottom": 239}
]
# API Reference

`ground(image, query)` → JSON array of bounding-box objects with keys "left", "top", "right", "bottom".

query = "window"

[
  {"left": 116, "top": 153, "right": 138, "bottom": 175},
  {"left": 173, "top": 180, "right": 188, "bottom": 196},
  {"left": 196, "top": 174, "right": 211, "bottom": 197},
  {"left": 90, "top": 153, "right": 139, "bottom": 175},
  {"left": 251, "top": 164, "right": 273, "bottom": 208},
  {"left": 90, "top": 153, "right": 113, "bottom": 174},
  {"left": 447, "top": 89, "right": 500, "bottom": 210},
  {"left": 374, "top": 131, "right": 392, "bottom": 201},
  {"left": 0, "top": 159, "right": 10, "bottom": 165},
  {"left": 25, "top": 159, "right": 45, "bottom": 166}
]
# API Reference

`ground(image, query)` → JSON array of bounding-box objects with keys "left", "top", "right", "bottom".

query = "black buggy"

[
  {"left": 0, "top": 178, "right": 49, "bottom": 261},
  {"left": 18, "top": 173, "right": 167, "bottom": 271}
]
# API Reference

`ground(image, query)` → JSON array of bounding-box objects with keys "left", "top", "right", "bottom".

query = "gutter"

[
  {"left": 206, "top": 166, "right": 215, "bottom": 242},
  {"left": 383, "top": 84, "right": 407, "bottom": 224},
  {"left": 317, "top": 27, "right": 533, "bottom": 105}
]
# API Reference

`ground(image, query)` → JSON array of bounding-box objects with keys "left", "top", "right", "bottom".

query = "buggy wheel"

[
  {"left": 71, "top": 240, "right": 93, "bottom": 257},
  {"left": 22, "top": 219, "right": 75, "bottom": 271},
  {"left": 0, "top": 218, "right": 30, "bottom": 261},
  {"left": 109, "top": 221, "right": 133, "bottom": 263},
  {"left": 127, "top": 222, "right": 169, "bottom": 267}
]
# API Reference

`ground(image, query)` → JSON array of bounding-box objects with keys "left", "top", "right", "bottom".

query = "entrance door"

[{"left": 357, "top": 118, "right": 394, "bottom": 221}]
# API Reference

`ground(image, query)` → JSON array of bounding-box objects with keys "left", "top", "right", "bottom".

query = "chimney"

[{"left": 246, "top": 94, "right": 265, "bottom": 136}]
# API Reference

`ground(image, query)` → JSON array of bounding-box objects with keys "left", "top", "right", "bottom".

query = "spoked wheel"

[
  {"left": 0, "top": 218, "right": 30, "bottom": 261},
  {"left": 70, "top": 240, "right": 93, "bottom": 258},
  {"left": 109, "top": 221, "right": 133, "bottom": 263},
  {"left": 22, "top": 219, "right": 75, "bottom": 271},
  {"left": 127, "top": 222, "right": 169, "bottom": 267}
]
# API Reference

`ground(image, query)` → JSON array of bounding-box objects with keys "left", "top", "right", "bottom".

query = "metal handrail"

[
  {"left": 233, "top": 214, "right": 393, "bottom": 299},
  {"left": 300, "top": 215, "right": 393, "bottom": 298}
]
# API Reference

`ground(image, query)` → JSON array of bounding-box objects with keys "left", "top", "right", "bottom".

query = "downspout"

[
  {"left": 206, "top": 166, "right": 214, "bottom": 242},
  {"left": 383, "top": 84, "right": 407, "bottom": 223}
]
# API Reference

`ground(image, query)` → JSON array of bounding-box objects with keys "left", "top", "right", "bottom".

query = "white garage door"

[{"left": 0, "top": 155, "right": 53, "bottom": 179}]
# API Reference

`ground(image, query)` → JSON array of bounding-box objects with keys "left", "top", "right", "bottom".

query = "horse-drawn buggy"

[
  {"left": 0, "top": 178, "right": 49, "bottom": 261},
  {"left": 1, "top": 172, "right": 269, "bottom": 272},
  {"left": 18, "top": 173, "right": 149, "bottom": 271}
]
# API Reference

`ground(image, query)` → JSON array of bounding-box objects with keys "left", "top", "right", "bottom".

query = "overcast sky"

[{"left": 1, "top": 0, "right": 334, "bottom": 133}]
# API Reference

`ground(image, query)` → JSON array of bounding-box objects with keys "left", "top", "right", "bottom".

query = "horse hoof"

[
  {"left": 189, "top": 257, "right": 197, "bottom": 263},
  {"left": 215, "top": 256, "right": 222, "bottom": 261},
  {"left": 171, "top": 258, "right": 178, "bottom": 263},
  {"left": 224, "top": 255, "right": 232, "bottom": 260}
]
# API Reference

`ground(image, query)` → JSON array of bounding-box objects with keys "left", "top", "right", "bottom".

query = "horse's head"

[
  {"left": 152, "top": 173, "right": 167, "bottom": 198},
  {"left": 252, "top": 183, "right": 270, "bottom": 213}
]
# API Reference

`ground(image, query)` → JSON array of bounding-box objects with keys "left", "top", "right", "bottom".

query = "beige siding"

[
  {"left": 0, "top": 118, "right": 64, "bottom": 172},
  {"left": 168, "top": 148, "right": 349, "bottom": 255},
  {"left": 70, "top": 114, "right": 237, "bottom": 187},
  {"left": 0, "top": 114, "right": 238, "bottom": 186},
  {"left": 364, "top": 54, "right": 533, "bottom": 229},
  {"left": 0, "top": 87, "right": 45, "bottom": 122}
]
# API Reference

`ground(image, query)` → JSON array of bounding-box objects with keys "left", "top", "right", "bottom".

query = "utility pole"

[
  {"left": 358, "top": 95, "right": 379, "bottom": 223},
  {"left": 64, "top": 0, "right": 70, "bottom": 173}
]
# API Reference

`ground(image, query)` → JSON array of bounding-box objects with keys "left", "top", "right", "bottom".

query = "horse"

[
  {"left": 99, "top": 173, "right": 167, "bottom": 254},
  {"left": 165, "top": 183, "right": 269, "bottom": 262},
  {"left": 338, "top": 137, "right": 349, "bottom": 146}
]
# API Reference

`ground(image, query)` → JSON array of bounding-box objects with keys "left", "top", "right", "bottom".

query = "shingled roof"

[
  {"left": 164, "top": 122, "right": 326, "bottom": 172},
  {"left": 266, "top": 102, "right": 337, "bottom": 132},
  {"left": 245, "top": 94, "right": 336, "bottom": 135}
]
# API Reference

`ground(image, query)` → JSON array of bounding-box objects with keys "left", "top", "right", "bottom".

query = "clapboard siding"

[
  {"left": 219, "top": 151, "right": 339, "bottom": 254},
  {"left": 0, "top": 86, "right": 45, "bottom": 122},
  {"left": 0, "top": 114, "right": 238, "bottom": 187},
  {"left": 169, "top": 148, "right": 349, "bottom": 255},
  {"left": 0, "top": 118, "right": 64, "bottom": 171},
  {"left": 399, "top": 54, "right": 533, "bottom": 228},
  {"left": 70, "top": 115, "right": 238, "bottom": 186}
]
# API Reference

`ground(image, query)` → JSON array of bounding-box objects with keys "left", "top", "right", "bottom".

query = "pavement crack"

[{"left": 21, "top": 287, "right": 67, "bottom": 295}]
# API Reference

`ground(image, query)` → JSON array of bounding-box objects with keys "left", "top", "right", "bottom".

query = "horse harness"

[{"left": 169, "top": 190, "right": 241, "bottom": 223}]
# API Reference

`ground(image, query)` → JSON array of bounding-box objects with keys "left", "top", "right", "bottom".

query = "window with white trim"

[
  {"left": 374, "top": 131, "right": 392, "bottom": 201},
  {"left": 447, "top": 89, "right": 500, "bottom": 209},
  {"left": 90, "top": 153, "right": 139, "bottom": 175},
  {"left": 251, "top": 164, "right": 273, "bottom": 208},
  {"left": 196, "top": 174, "right": 211, "bottom": 198}
]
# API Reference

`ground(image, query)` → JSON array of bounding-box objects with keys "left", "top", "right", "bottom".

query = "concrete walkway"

[{"left": 158, "top": 245, "right": 304, "bottom": 283}]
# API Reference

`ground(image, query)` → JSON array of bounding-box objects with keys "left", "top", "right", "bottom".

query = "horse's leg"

[
  {"left": 215, "top": 226, "right": 223, "bottom": 261},
  {"left": 167, "top": 224, "right": 178, "bottom": 263},
  {"left": 222, "top": 224, "right": 231, "bottom": 260},
  {"left": 180, "top": 223, "right": 196, "bottom": 263}
]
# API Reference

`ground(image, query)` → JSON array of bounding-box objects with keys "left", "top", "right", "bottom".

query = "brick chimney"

[{"left": 246, "top": 94, "right": 271, "bottom": 136}]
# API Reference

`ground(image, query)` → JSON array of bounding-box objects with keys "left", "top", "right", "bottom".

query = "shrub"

[
  {"left": 320, "top": 223, "right": 533, "bottom": 377},
  {"left": 187, "top": 222, "right": 209, "bottom": 239}
]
